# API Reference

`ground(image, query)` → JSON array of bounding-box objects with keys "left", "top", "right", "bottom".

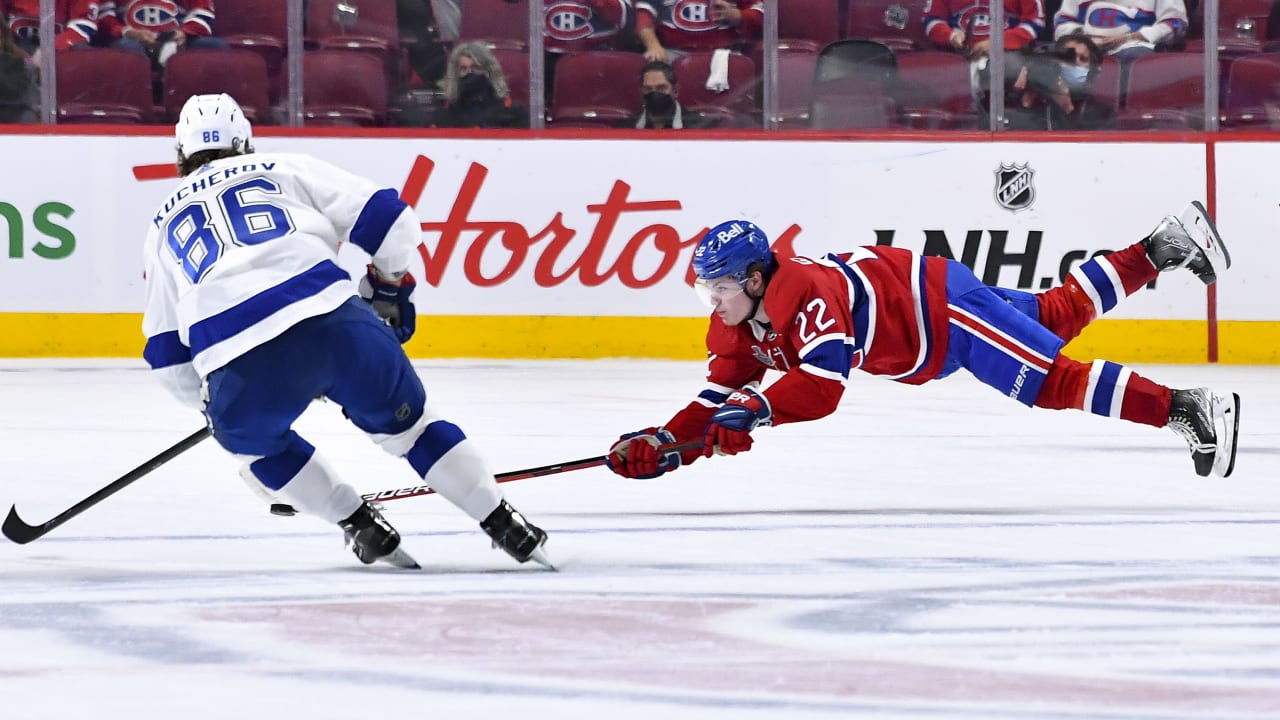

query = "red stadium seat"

[
  {"left": 1186, "top": 0, "right": 1279, "bottom": 55},
  {"left": 778, "top": 0, "right": 841, "bottom": 53},
  {"left": 550, "top": 51, "right": 646, "bottom": 126},
  {"left": 491, "top": 49, "right": 530, "bottom": 112},
  {"left": 1119, "top": 52, "right": 1206, "bottom": 129},
  {"left": 306, "top": 0, "right": 401, "bottom": 83},
  {"left": 776, "top": 50, "right": 819, "bottom": 128},
  {"left": 215, "top": 0, "right": 288, "bottom": 101},
  {"left": 163, "top": 48, "right": 274, "bottom": 124},
  {"left": 458, "top": 0, "right": 531, "bottom": 51},
  {"left": 671, "top": 51, "right": 757, "bottom": 124},
  {"left": 303, "top": 50, "right": 390, "bottom": 126},
  {"left": 1221, "top": 51, "right": 1280, "bottom": 128},
  {"left": 1090, "top": 57, "right": 1124, "bottom": 110},
  {"left": 895, "top": 50, "right": 976, "bottom": 129},
  {"left": 846, "top": 0, "right": 928, "bottom": 52},
  {"left": 56, "top": 48, "right": 154, "bottom": 123}
]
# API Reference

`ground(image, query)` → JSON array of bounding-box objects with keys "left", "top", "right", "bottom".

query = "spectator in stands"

[
  {"left": 618, "top": 59, "right": 717, "bottom": 129},
  {"left": 1053, "top": 0, "right": 1186, "bottom": 66},
  {"left": 0, "top": 9, "right": 35, "bottom": 122},
  {"left": 988, "top": 32, "right": 1116, "bottom": 130},
  {"left": 1, "top": 0, "right": 98, "bottom": 64},
  {"left": 97, "top": 1, "right": 227, "bottom": 66},
  {"left": 924, "top": 0, "right": 1044, "bottom": 58},
  {"left": 435, "top": 41, "right": 530, "bottom": 128},
  {"left": 546, "top": 0, "right": 631, "bottom": 54},
  {"left": 636, "top": 0, "right": 762, "bottom": 61},
  {"left": 398, "top": 0, "right": 448, "bottom": 89}
]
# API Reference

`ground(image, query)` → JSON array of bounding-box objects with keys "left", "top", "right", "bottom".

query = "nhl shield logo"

[{"left": 994, "top": 162, "right": 1035, "bottom": 212}]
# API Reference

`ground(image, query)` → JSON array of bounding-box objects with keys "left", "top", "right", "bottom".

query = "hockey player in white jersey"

[{"left": 141, "top": 93, "right": 551, "bottom": 569}]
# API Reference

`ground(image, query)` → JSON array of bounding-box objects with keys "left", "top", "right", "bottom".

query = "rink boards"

[{"left": 0, "top": 131, "right": 1275, "bottom": 363}]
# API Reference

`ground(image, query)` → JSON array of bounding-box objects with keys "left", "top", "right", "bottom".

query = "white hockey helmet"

[{"left": 175, "top": 93, "right": 253, "bottom": 157}]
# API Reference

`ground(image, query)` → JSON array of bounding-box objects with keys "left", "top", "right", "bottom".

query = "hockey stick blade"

[{"left": 3, "top": 427, "right": 212, "bottom": 545}]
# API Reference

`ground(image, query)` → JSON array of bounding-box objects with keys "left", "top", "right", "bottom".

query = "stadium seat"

[
  {"left": 163, "top": 48, "right": 273, "bottom": 124},
  {"left": 1221, "top": 51, "right": 1280, "bottom": 128},
  {"left": 813, "top": 39, "right": 898, "bottom": 87},
  {"left": 458, "top": 0, "right": 531, "bottom": 51},
  {"left": 56, "top": 48, "right": 154, "bottom": 124},
  {"left": 778, "top": 0, "right": 841, "bottom": 53},
  {"left": 306, "top": 0, "right": 401, "bottom": 82},
  {"left": 302, "top": 50, "right": 390, "bottom": 126},
  {"left": 1186, "top": 0, "right": 1279, "bottom": 55},
  {"left": 671, "top": 51, "right": 757, "bottom": 124},
  {"left": 1119, "top": 52, "right": 1206, "bottom": 129},
  {"left": 549, "top": 51, "right": 645, "bottom": 126},
  {"left": 810, "top": 83, "right": 897, "bottom": 129},
  {"left": 491, "top": 49, "right": 530, "bottom": 112},
  {"left": 1091, "top": 57, "right": 1124, "bottom": 110},
  {"left": 215, "top": 0, "right": 288, "bottom": 102},
  {"left": 895, "top": 50, "right": 975, "bottom": 129},
  {"left": 776, "top": 50, "right": 819, "bottom": 128},
  {"left": 845, "top": 0, "right": 928, "bottom": 52}
]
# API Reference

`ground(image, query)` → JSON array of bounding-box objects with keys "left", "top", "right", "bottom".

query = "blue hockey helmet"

[{"left": 692, "top": 220, "right": 772, "bottom": 283}]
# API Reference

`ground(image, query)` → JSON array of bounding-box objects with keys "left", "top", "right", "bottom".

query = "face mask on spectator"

[
  {"left": 644, "top": 91, "right": 676, "bottom": 117},
  {"left": 459, "top": 73, "right": 492, "bottom": 100},
  {"left": 1060, "top": 64, "right": 1090, "bottom": 90}
]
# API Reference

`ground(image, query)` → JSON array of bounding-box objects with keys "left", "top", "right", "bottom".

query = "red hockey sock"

[
  {"left": 1035, "top": 354, "right": 1171, "bottom": 428},
  {"left": 1036, "top": 242, "right": 1159, "bottom": 342}
]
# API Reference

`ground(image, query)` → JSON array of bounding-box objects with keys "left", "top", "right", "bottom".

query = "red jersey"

[
  {"left": 664, "top": 247, "right": 951, "bottom": 458},
  {"left": 545, "top": 0, "right": 630, "bottom": 53},
  {"left": 923, "top": 0, "right": 1045, "bottom": 50},
  {"left": 2, "top": 0, "right": 98, "bottom": 50},
  {"left": 636, "top": 0, "right": 762, "bottom": 52},
  {"left": 97, "top": 0, "right": 214, "bottom": 42}
]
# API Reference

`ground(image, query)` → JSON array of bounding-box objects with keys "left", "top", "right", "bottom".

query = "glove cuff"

[{"left": 728, "top": 386, "right": 773, "bottom": 427}]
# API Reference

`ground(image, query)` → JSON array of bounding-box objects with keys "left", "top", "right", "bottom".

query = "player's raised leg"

[{"left": 1034, "top": 201, "right": 1232, "bottom": 343}]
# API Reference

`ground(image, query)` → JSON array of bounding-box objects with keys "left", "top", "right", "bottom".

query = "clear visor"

[{"left": 694, "top": 277, "right": 745, "bottom": 307}]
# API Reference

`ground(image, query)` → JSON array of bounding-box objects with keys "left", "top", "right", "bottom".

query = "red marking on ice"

[
  {"left": 1071, "top": 582, "right": 1280, "bottom": 605},
  {"left": 198, "top": 597, "right": 1280, "bottom": 713}
]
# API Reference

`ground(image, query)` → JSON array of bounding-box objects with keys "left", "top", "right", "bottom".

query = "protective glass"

[{"left": 694, "top": 277, "right": 745, "bottom": 307}]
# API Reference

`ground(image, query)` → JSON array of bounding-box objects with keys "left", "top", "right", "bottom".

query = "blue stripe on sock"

[
  {"left": 406, "top": 420, "right": 466, "bottom": 478},
  {"left": 249, "top": 434, "right": 316, "bottom": 491},
  {"left": 1090, "top": 361, "right": 1122, "bottom": 416},
  {"left": 1080, "top": 259, "right": 1119, "bottom": 313}
]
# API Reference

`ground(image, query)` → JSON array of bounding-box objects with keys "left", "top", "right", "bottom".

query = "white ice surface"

[{"left": 2, "top": 359, "right": 1279, "bottom": 720}]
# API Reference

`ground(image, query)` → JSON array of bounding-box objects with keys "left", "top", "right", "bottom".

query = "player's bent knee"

[{"left": 238, "top": 433, "right": 317, "bottom": 491}]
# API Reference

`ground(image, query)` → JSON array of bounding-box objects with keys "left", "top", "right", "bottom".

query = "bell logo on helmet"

[{"left": 717, "top": 223, "right": 745, "bottom": 242}]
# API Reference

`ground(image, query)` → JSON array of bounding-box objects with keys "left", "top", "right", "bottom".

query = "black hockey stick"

[
  {"left": 270, "top": 440, "right": 705, "bottom": 515},
  {"left": 3, "top": 427, "right": 212, "bottom": 544}
]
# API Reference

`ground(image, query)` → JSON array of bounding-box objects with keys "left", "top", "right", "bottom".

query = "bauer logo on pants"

[{"left": 995, "top": 163, "right": 1036, "bottom": 212}]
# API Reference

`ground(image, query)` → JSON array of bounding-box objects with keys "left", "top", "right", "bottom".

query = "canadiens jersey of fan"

[
  {"left": 663, "top": 246, "right": 951, "bottom": 443},
  {"left": 141, "top": 152, "right": 419, "bottom": 401}
]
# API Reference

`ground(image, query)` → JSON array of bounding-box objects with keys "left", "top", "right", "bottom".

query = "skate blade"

[
  {"left": 529, "top": 545, "right": 557, "bottom": 571},
  {"left": 1180, "top": 201, "right": 1232, "bottom": 279},
  {"left": 379, "top": 546, "right": 421, "bottom": 570},
  {"left": 1212, "top": 392, "right": 1241, "bottom": 478}
]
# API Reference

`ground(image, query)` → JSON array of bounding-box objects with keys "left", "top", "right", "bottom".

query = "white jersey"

[{"left": 142, "top": 152, "right": 419, "bottom": 406}]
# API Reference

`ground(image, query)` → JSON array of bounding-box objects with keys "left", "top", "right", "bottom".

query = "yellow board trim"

[{"left": 0, "top": 313, "right": 1276, "bottom": 363}]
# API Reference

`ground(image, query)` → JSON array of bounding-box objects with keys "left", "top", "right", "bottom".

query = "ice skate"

[
  {"left": 339, "top": 501, "right": 420, "bottom": 569},
  {"left": 1167, "top": 388, "right": 1240, "bottom": 478},
  {"left": 1143, "top": 201, "right": 1232, "bottom": 285},
  {"left": 480, "top": 500, "right": 554, "bottom": 569}
]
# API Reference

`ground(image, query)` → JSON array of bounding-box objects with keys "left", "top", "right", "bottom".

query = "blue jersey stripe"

[
  {"left": 825, "top": 254, "right": 870, "bottom": 353},
  {"left": 406, "top": 420, "right": 467, "bottom": 478},
  {"left": 1090, "top": 360, "right": 1123, "bottom": 416},
  {"left": 801, "top": 339, "right": 854, "bottom": 379},
  {"left": 699, "top": 388, "right": 731, "bottom": 405},
  {"left": 143, "top": 330, "right": 192, "bottom": 369},
  {"left": 188, "top": 260, "right": 350, "bottom": 356},
  {"left": 350, "top": 189, "right": 408, "bottom": 257},
  {"left": 249, "top": 434, "right": 316, "bottom": 491}
]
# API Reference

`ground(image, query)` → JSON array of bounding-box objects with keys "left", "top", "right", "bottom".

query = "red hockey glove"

[
  {"left": 606, "top": 427, "right": 683, "bottom": 479},
  {"left": 703, "top": 386, "right": 772, "bottom": 457},
  {"left": 359, "top": 264, "right": 417, "bottom": 344}
]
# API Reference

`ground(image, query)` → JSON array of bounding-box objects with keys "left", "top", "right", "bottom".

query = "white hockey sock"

[
  {"left": 421, "top": 438, "right": 503, "bottom": 522},
  {"left": 266, "top": 452, "right": 362, "bottom": 524}
]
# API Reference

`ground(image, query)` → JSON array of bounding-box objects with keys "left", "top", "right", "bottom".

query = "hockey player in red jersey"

[{"left": 607, "top": 207, "right": 1240, "bottom": 481}]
